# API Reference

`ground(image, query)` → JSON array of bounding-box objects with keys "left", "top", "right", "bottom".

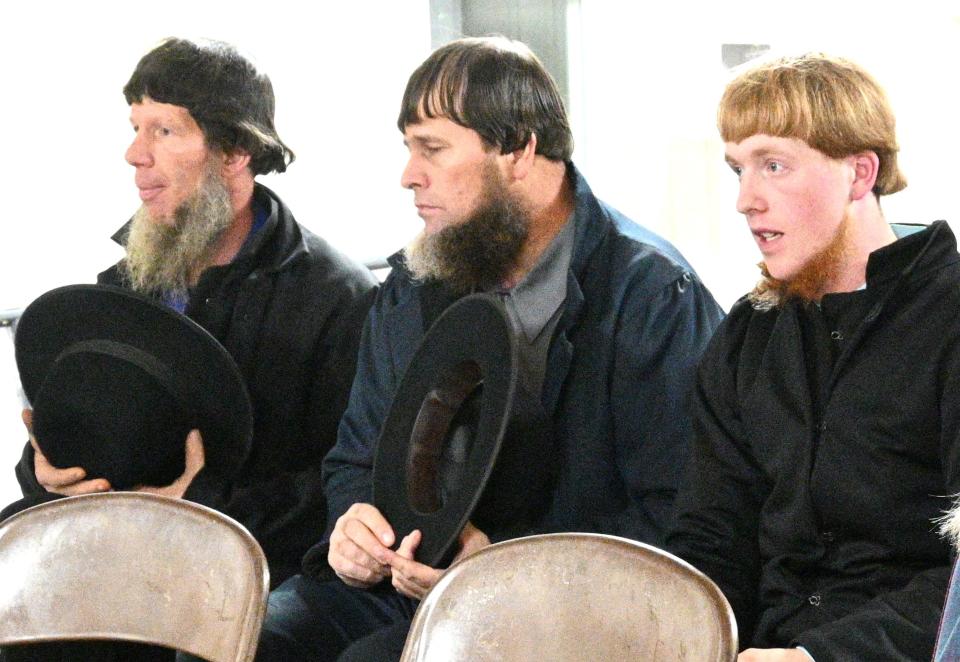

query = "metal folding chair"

[
  {"left": 0, "top": 492, "right": 268, "bottom": 662},
  {"left": 401, "top": 532, "right": 737, "bottom": 661}
]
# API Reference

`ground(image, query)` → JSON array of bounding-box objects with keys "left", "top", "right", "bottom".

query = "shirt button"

[{"left": 808, "top": 594, "right": 822, "bottom": 607}]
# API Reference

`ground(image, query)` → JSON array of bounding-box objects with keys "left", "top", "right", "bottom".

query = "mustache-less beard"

[
  {"left": 121, "top": 167, "right": 233, "bottom": 297},
  {"left": 749, "top": 211, "right": 852, "bottom": 307},
  {"left": 404, "top": 163, "right": 529, "bottom": 294}
]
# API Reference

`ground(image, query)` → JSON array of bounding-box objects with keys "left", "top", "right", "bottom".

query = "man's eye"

[
  {"left": 729, "top": 164, "right": 742, "bottom": 177},
  {"left": 767, "top": 161, "right": 783, "bottom": 173},
  {"left": 156, "top": 127, "right": 172, "bottom": 137}
]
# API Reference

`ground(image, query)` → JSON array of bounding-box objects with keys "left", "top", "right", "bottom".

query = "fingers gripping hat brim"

[
  {"left": 372, "top": 293, "right": 552, "bottom": 568},
  {"left": 15, "top": 284, "right": 253, "bottom": 488}
]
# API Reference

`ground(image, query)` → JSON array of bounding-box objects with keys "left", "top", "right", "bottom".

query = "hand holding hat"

[
  {"left": 327, "top": 502, "right": 491, "bottom": 600},
  {"left": 23, "top": 408, "right": 110, "bottom": 496},
  {"left": 135, "top": 429, "right": 205, "bottom": 498},
  {"left": 25, "top": 404, "right": 206, "bottom": 499},
  {"left": 389, "top": 521, "right": 491, "bottom": 600},
  {"left": 328, "top": 502, "right": 396, "bottom": 589}
]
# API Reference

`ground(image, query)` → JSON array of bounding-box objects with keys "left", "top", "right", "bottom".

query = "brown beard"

[
  {"left": 404, "top": 161, "right": 529, "bottom": 294},
  {"left": 121, "top": 165, "right": 233, "bottom": 297},
  {"left": 750, "top": 212, "right": 852, "bottom": 306}
]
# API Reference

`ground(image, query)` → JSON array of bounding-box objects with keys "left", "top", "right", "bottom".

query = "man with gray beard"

[
  {"left": 254, "top": 36, "right": 724, "bottom": 662},
  {"left": 122, "top": 160, "right": 235, "bottom": 298},
  {"left": 14, "top": 38, "right": 378, "bottom": 594}
]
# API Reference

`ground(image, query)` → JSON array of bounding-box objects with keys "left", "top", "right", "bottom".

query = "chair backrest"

[
  {"left": 0, "top": 492, "right": 269, "bottom": 662},
  {"left": 401, "top": 532, "right": 737, "bottom": 662}
]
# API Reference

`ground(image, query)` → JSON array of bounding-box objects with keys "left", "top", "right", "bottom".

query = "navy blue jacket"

[{"left": 315, "top": 165, "right": 723, "bottom": 563}]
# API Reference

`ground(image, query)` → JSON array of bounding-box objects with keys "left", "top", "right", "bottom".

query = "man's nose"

[{"left": 125, "top": 132, "right": 152, "bottom": 168}]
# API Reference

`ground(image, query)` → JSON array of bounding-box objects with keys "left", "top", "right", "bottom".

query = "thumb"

[
  {"left": 396, "top": 529, "right": 422, "bottom": 560},
  {"left": 185, "top": 429, "right": 206, "bottom": 473}
]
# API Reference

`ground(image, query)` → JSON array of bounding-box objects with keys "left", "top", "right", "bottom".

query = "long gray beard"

[
  {"left": 405, "top": 172, "right": 529, "bottom": 294},
  {"left": 121, "top": 172, "right": 233, "bottom": 297}
]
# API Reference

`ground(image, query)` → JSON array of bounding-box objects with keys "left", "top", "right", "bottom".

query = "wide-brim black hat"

[
  {"left": 373, "top": 294, "right": 552, "bottom": 568},
  {"left": 15, "top": 284, "right": 253, "bottom": 490}
]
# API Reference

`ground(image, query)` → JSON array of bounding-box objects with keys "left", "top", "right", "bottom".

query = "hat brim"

[
  {"left": 15, "top": 284, "right": 253, "bottom": 481},
  {"left": 373, "top": 294, "right": 517, "bottom": 568}
]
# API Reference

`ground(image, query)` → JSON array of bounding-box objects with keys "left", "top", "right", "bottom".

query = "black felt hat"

[
  {"left": 372, "top": 294, "right": 553, "bottom": 568},
  {"left": 15, "top": 284, "right": 253, "bottom": 490}
]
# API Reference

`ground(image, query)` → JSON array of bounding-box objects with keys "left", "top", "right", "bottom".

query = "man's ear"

[
  {"left": 849, "top": 151, "right": 880, "bottom": 201},
  {"left": 508, "top": 133, "right": 538, "bottom": 181},
  {"left": 221, "top": 148, "right": 252, "bottom": 177}
]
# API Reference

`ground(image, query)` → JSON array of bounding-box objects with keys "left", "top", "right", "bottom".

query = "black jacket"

[
  {"left": 668, "top": 221, "right": 960, "bottom": 661},
  {"left": 17, "top": 183, "right": 378, "bottom": 586}
]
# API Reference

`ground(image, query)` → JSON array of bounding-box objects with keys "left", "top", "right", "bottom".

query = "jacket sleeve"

[
  {"left": 301, "top": 272, "right": 433, "bottom": 580},
  {"left": 666, "top": 309, "right": 767, "bottom": 644},
  {"left": 319, "top": 288, "right": 397, "bottom": 534},
  {"left": 182, "top": 281, "right": 377, "bottom": 584},
  {"left": 601, "top": 272, "right": 724, "bottom": 546}
]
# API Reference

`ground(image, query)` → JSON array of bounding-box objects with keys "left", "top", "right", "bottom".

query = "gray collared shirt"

[{"left": 494, "top": 215, "right": 575, "bottom": 397}]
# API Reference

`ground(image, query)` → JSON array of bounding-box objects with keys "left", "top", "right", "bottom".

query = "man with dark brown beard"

[
  {"left": 667, "top": 53, "right": 960, "bottom": 662},
  {"left": 253, "top": 36, "right": 724, "bottom": 662},
  {"left": 14, "top": 37, "right": 378, "bottom": 589}
]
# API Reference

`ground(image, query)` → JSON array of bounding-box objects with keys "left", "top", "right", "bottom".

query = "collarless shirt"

[{"left": 494, "top": 215, "right": 575, "bottom": 397}]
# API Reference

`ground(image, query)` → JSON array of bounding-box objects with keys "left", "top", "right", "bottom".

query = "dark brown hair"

[
  {"left": 124, "top": 37, "right": 294, "bottom": 175},
  {"left": 398, "top": 36, "right": 573, "bottom": 161}
]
